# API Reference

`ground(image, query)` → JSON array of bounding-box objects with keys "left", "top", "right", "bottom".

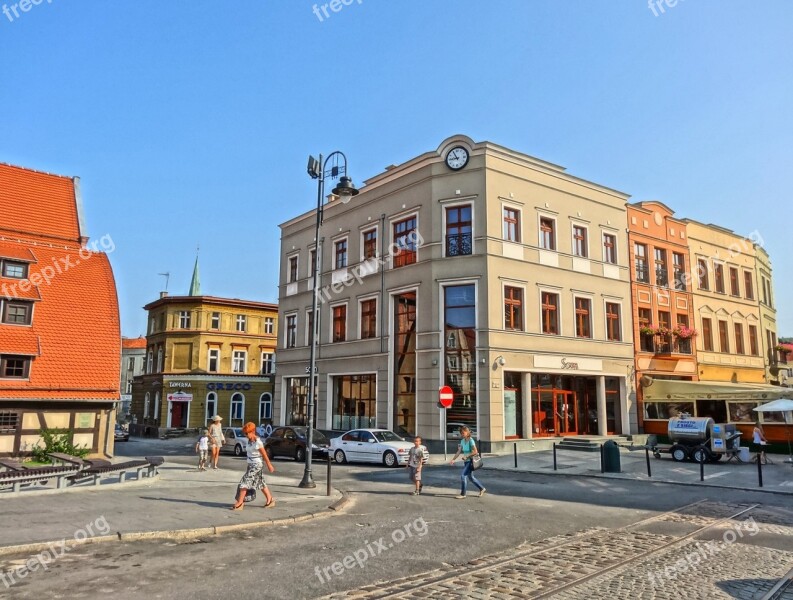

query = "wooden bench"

[
  {"left": 0, "top": 465, "right": 82, "bottom": 493},
  {"left": 48, "top": 452, "right": 87, "bottom": 468},
  {"left": 0, "top": 458, "right": 25, "bottom": 472}
]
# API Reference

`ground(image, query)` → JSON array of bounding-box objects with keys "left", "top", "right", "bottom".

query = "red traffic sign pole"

[{"left": 439, "top": 386, "right": 454, "bottom": 409}]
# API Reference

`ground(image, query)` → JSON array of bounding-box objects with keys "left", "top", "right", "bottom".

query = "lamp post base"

[{"left": 298, "top": 470, "right": 317, "bottom": 488}]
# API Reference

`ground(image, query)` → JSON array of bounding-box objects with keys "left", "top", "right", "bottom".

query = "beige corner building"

[{"left": 275, "top": 135, "right": 637, "bottom": 452}]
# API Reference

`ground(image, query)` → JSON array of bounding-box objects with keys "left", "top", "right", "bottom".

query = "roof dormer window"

[
  {"left": 1, "top": 301, "right": 32, "bottom": 325},
  {"left": 1, "top": 260, "right": 28, "bottom": 279}
]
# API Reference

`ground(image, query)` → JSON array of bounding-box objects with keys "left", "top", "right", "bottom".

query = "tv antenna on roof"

[{"left": 158, "top": 272, "right": 170, "bottom": 291}]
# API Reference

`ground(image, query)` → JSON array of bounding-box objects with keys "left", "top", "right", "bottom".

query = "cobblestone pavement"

[{"left": 321, "top": 501, "right": 793, "bottom": 600}]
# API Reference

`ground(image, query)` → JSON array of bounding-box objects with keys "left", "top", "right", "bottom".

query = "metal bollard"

[
  {"left": 645, "top": 447, "right": 652, "bottom": 478},
  {"left": 600, "top": 444, "right": 605, "bottom": 474},
  {"left": 553, "top": 442, "right": 557, "bottom": 471},
  {"left": 327, "top": 452, "right": 332, "bottom": 497},
  {"left": 700, "top": 458, "right": 704, "bottom": 482},
  {"left": 514, "top": 442, "right": 518, "bottom": 469},
  {"left": 757, "top": 452, "right": 763, "bottom": 488}
]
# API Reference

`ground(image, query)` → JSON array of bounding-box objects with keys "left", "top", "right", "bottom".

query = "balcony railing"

[
  {"left": 635, "top": 263, "right": 649, "bottom": 283},
  {"left": 446, "top": 232, "right": 473, "bottom": 257},
  {"left": 655, "top": 267, "right": 669, "bottom": 288}
]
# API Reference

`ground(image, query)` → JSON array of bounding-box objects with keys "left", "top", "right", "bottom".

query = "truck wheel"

[
  {"left": 670, "top": 444, "right": 689, "bottom": 462},
  {"left": 692, "top": 446, "right": 711, "bottom": 463}
]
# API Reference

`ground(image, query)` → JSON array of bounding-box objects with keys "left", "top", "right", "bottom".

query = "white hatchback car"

[{"left": 329, "top": 429, "right": 417, "bottom": 467}]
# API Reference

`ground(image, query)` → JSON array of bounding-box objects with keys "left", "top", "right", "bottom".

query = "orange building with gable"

[{"left": 0, "top": 163, "right": 120, "bottom": 458}]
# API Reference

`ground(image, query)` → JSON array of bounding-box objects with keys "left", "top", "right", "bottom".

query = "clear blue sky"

[{"left": 2, "top": 1, "right": 791, "bottom": 336}]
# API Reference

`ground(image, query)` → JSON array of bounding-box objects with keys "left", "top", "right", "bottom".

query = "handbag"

[
  {"left": 471, "top": 454, "right": 484, "bottom": 471},
  {"left": 236, "top": 487, "right": 257, "bottom": 503}
]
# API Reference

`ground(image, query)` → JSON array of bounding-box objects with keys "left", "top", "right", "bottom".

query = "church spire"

[{"left": 188, "top": 251, "right": 201, "bottom": 296}]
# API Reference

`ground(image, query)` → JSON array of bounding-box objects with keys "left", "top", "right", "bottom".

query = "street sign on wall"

[{"left": 167, "top": 391, "right": 193, "bottom": 402}]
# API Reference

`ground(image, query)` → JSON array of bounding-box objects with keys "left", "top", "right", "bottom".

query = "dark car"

[
  {"left": 114, "top": 424, "right": 129, "bottom": 442},
  {"left": 264, "top": 426, "right": 330, "bottom": 462}
]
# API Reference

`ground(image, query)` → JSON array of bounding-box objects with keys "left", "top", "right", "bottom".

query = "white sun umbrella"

[{"left": 753, "top": 398, "right": 793, "bottom": 464}]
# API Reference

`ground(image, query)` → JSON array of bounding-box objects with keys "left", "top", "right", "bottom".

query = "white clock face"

[{"left": 446, "top": 146, "right": 469, "bottom": 170}]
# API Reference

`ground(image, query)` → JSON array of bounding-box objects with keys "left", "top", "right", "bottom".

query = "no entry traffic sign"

[{"left": 439, "top": 386, "right": 454, "bottom": 409}]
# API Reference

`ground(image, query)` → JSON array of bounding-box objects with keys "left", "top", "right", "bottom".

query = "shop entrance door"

[
  {"left": 532, "top": 389, "right": 579, "bottom": 436},
  {"left": 554, "top": 390, "right": 578, "bottom": 435}
]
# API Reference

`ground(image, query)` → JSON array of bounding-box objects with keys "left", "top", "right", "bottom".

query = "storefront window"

[
  {"left": 444, "top": 285, "right": 477, "bottom": 436},
  {"left": 643, "top": 402, "right": 694, "bottom": 420},
  {"left": 286, "top": 377, "right": 316, "bottom": 427},
  {"left": 333, "top": 374, "right": 377, "bottom": 430},
  {"left": 728, "top": 402, "right": 758, "bottom": 423},
  {"left": 393, "top": 292, "right": 417, "bottom": 437}
]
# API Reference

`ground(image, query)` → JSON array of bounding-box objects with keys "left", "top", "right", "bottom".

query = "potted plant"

[
  {"left": 673, "top": 325, "right": 698, "bottom": 339},
  {"left": 655, "top": 325, "right": 671, "bottom": 337},
  {"left": 639, "top": 324, "right": 657, "bottom": 336}
]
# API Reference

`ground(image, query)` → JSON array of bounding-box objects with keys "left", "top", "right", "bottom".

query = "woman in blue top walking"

[{"left": 449, "top": 425, "right": 486, "bottom": 499}]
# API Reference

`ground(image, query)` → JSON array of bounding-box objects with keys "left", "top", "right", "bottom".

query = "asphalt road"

[{"left": 1, "top": 438, "right": 791, "bottom": 599}]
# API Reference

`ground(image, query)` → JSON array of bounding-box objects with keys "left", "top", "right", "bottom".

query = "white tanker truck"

[{"left": 650, "top": 414, "right": 743, "bottom": 463}]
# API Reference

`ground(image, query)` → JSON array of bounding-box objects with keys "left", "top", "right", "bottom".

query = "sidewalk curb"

[
  {"left": 487, "top": 465, "right": 793, "bottom": 496},
  {"left": 0, "top": 490, "right": 351, "bottom": 558}
]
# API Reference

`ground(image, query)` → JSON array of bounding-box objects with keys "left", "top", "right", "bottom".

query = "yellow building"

[{"left": 130, "top": 275, "right": 278, "bottom": 435}]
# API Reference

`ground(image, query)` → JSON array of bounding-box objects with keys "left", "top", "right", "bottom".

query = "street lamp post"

[{"left": 299, "top": 151, "right": 359, "bottom": 489}]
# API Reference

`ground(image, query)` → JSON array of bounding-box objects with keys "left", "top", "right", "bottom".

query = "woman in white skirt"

[{"left": 231, "top": 422, "right": 276, "bottom": 510}]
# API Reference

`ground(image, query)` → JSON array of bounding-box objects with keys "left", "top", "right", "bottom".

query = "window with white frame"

[
  {"left": 179, "top": 311, "right": 191, "bottom": 329},
  {"left": 208, "top": 348, "right": 220, "bottom": 372},
  {"left": 125, "top": 380, "right": 132, "bottom": 394},
  {"left": 360, "top": 298, "right": 377, "bottom": 339},
  {"left": 205, "top": 392, "right": 217, "bottom": 423},
  {"left": 362, "top": 228, "right": 377, "bottom": 260},
  {"left": 603, "top": 233, "right": 617, "bottom": 264},
  {"left": 504, "top": 286, "right": 523, "bottom": 331},
  {"left": 503, "top": 207, "right": 520, "bottom": 242},
  {"left": 574, "top": 297, "right": 592, "bottom": 338},
  {"left": 261, "top": 352, "right": 275, "bottom": 375},
  {"left": 144, "top": 392, "right": 150, "bottom": 418},
  {"left": 332, "top": 304, "right": 347, "bottom": 342},
  {"left": 539, "top": 217, "right": 556, "bottom": 250},
  {"left": 230, "top": 393, "right": 244, "bottom": 421},
  {"left": 146, "top": 350, "right": 153, "bottom": 374},
  {"left": 572, "top": 225, "right": 588, "bottom": 258},
  {"left": 605, "top": 302, "right": 622, "bottom": 341},
  {"left": 334, "top": 239, "right": 348, "bottom": 269},
  {"left": 232, "top": 350, "right": 247, "bottom": 374},
  {"left": 156, "top": 347, "right": 163, "bottom": 372},
  {"left": 211, "top": 312, "right": 221, "bottom": 329},
  {"left": 392, "top": 216, "right": 418, "bottom": 267},
  {"left": 264, "top": 317, "right": 274, "bottom": 334},
  {"left": 288, "top": 255, "right": 299, "bottom": 283},
  {"left": 236, "top": 314, "right": 247, "bottom": 332},
  {"left": 285, "top": 314, "right": 297, "bottom": 348},
  {"left": 259, "top": 393, "right": 272, "bottom": 422}
]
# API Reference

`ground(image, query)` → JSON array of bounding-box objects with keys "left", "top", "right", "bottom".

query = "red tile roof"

[
  {"left": 122, "top": 336, "right": 147, "bottom": 350},
  {"left": 0, "top": 241, "right": 37, "bottom": 262},
  {"left": 0, "top": 165, "right": 120, "bottom": 401},
  {"left": 0, "top": 163, "right": 82, "bottom": 243}
]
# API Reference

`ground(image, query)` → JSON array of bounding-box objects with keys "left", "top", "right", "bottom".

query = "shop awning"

[{"left": 641, "top": 378, "right": 793, "bottom": 402}]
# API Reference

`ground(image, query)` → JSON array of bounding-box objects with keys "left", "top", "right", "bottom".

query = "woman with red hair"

[{"left": 231, "top": 422, "right": 276, "bottom": 510}]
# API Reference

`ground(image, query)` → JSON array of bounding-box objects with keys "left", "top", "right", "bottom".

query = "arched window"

[
  {"left": 144, "top": 392, "right": 151, "bottom": 418},
  {"left": 206, "top": 392, "right": 217, "bottom": 424},
  {"left": 153, "top": 391, "right": 161, "bottom": 423},
  {"left": 231, "top": 393, "right": 244, "bottom": 422},
  {"left": 259, "top": 393, "right": 273, "bottom": 423}
]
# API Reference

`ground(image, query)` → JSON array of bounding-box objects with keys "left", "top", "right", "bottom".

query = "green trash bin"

[{"left": 603, "top": 440, "right": 621, "bottom": 473}]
